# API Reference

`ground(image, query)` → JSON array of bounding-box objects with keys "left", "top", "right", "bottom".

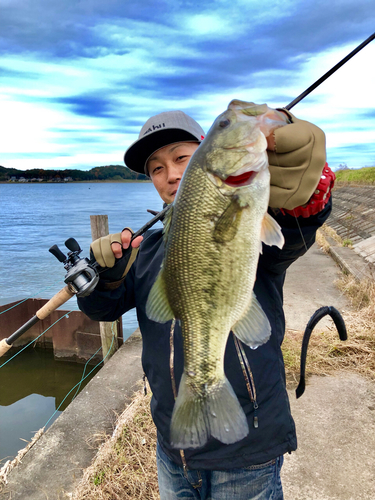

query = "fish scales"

[
  {"left": 166, "top": 167, "right": 259, "bottom": 382},
  {"left": 146, "top": 100, "right": 286, "bottom": 449}
]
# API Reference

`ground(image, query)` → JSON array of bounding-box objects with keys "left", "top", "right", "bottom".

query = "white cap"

[{"left": 124, "top": 110, "right": 205, "bottom": 175}]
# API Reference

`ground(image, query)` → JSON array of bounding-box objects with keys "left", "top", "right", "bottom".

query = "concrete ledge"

[
  {"left": 325, "top": 236, "right": 374, "bottom": 281},
  {"left": 354, "top": 235, "right": 375, "bottom": 263},
  {"left": 2, "top": 330, "right": 143, "bottom": 499}
]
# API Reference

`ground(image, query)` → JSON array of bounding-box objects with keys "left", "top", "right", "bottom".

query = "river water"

[{"left": 0, "top": 181, "right": 163, "bottom": 462}]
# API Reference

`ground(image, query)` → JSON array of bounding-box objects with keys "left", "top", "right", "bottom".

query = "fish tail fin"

[{"left": 170, "top": 372, "right": 249, "bottom": 449}]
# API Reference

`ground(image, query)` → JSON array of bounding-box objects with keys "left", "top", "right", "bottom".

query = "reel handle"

[
  {"left": 49, "top": 245, "right": 67, "bottom": 263},
  {"left": 65, "top": 238, "right": 81, "bottom": 253}
]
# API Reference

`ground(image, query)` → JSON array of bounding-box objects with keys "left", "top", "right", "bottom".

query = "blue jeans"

[{"left": 156, "top": 442, "right": 284, "bottom": 500}]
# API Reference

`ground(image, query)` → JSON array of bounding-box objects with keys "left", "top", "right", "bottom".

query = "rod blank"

[{"left": 285, "top": 33, "right": 375, "bottom": 110}]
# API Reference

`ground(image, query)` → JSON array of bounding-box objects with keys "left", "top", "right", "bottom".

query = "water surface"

[{"left": 0, "top": 181, "right": 163, "bottom": 461}]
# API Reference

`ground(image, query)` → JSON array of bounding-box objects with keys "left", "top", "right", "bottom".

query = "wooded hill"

[{"left": 0, "top": 165, "right": 149, "bottom": 182}]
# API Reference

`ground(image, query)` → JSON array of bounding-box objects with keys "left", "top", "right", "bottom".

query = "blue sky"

[{"left": 0, "top": 0, "right": 374, "bottom": 172}]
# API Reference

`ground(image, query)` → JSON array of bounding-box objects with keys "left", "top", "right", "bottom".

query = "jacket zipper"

[
  {"left": 233, "top": 333, "right": 259, "bottom": 429},
  {"left": 169, "top": 319, "right": 202, "bottom": 487}
]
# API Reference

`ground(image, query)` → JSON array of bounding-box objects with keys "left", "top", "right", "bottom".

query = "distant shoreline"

[{"left": 0, "top": 179, "right": 151, "bottom": 184}]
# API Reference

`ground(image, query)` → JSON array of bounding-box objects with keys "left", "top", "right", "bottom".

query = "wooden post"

[{"left": 90, "top": 215, "right": 119, "bottom": 362}]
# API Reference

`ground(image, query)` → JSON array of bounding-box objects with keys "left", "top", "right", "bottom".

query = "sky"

[{"left": 0, "top": 0, "right": 374, "bottom": 172}]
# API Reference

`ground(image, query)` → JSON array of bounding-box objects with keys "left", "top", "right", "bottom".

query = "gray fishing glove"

[
  {"left": 90, "top": 229, "right": 139, "bottom": 290},
  {"left": 267, "top": 110, "right": 326, "bottom": 210}
]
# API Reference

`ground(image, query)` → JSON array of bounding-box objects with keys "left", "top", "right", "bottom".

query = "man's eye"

[
  {"left": 177, "top": 155, "right": 189, "bottom": 161},
  {"left": 152, "top": 166, "right": 163, "bottom": 174}
]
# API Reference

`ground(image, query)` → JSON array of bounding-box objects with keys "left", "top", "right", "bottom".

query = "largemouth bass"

[{"left": 146, "top": 100, "right": 286, "bottom": 449}]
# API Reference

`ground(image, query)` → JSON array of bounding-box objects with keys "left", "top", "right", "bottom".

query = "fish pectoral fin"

[
  {"left": 213, "top": 200, "right": 243, "bottom": 243},
  {"left": 146, "top": 271, "right": 174, "bottom": 323},
  {"left": 170, "top": 373, "right": 249, "bottom": 449},
  {"left": 261, "top": 213, "right": 284, "bottom": 249},
  {"left": 232, "top": 292, "right": 271, "bottom": 348}
]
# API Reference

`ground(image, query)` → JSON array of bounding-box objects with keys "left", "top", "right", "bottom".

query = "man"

[{"left": 78, "top": 106, "right": 335, "bottom": 499}]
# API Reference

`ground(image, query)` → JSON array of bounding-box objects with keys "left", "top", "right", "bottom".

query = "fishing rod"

[
  {"left": 0, "top": 205, "right": 170, "bottom": 357},
  {"left": 2, "top": 34, "right": 373, "bottom": 357},
  {"left": 283, "top": 34, "right": 375, "bottom": 386},
  {"left": 285, "top": 32, "right": 375, "bottom": 110}
]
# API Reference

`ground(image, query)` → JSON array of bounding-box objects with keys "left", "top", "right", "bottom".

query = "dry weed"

[
  {"left": 316, "top": 225, "right": 345, "bottom": 254},
  {"left": 336, "top": 274, "right": 375, "bottom": 310},
  {"left": 317, "top": 224, "right": 344, "bottom": 251},
  {"left": 315, "top": 230, "right": 330, "bottom": 254},
  {"left": 283, "top": 266, "right": 375, "bottom": 382},
  {"left": 73, "top": 389, "right": 159, "bottom": 500}
]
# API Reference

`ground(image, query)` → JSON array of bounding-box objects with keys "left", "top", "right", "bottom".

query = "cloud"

[
  {"left": 0, "top": 0, "right": 374, "bottom": 171},
  {"left": 52, "top": 94, "right": 116, "bottom": 118},
  {"left": 328, "top": 142, "right": 375, "bottom": 169},
  {"left": 358, "top": 110, "right": 375, "bottom": 119},
  {"left": 1, "top": 0, "right": 372, "bottom": 61}
]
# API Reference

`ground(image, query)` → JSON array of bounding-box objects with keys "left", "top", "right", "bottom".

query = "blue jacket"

[{"left": 78, "top": 200, "right": 331, "bottom": 470}]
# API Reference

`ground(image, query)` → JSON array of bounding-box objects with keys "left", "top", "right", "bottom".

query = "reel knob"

[
  {"left": 49, "top": 245, "right": 67, "bottom": 263},
  {"left": 65, "top": 238, "right": 81, "bottom": 253}
]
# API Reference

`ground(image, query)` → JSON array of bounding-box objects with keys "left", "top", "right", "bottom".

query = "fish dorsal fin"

[
  {"left": 228, "top": 100, "right": 268, "bottom": 117},
  {"left": 232, "top": 292, "right": 271, "bottom": 348},
  {"left": 213, "top": 199, "right": 243, "bottom": 243},
  {"left": 261, "top": 213, "right": 284, "bottom": 249},
  {"left": 241, "top": 103, "right": 268, "bottom": 116},
  {"left": 146, "top": 270, "right": 174, "bottom": 323},
  {"left": 162, "top": 204, "right": 173, "bottom": 243}
]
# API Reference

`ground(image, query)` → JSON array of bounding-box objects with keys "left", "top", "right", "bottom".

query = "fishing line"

[
  {"left": 69, "top": 328, "right": 111, "bottom": 402},
  {"left": 269, "top": 125, "right": 309, "bottom": 251},
  {"left": 43, "top": 321, "right": 116, "bottom": 428},
  {"left": 0, "top": 310, "right": 75, "bottom": 369},
  {"left": 0, "top": 279, "right": 69, "bottom": 316},
  {"left": 288, "top": 208, "right": 309, "bottom": 253}
]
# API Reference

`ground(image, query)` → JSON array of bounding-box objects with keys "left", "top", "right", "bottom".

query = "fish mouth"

[{"left": 223, "top": 170, "right": 258, "bottom": 187}]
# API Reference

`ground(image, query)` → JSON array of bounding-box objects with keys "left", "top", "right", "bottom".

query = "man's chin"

[{"left": 164, "top": 195, "right": 176, "bottom": 204}]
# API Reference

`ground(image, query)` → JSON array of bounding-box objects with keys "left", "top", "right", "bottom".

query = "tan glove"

[
  {"left": 267, "top": 110, "right": 326, "bottom": 210},
  {"left": 91, "top": 232, "right": 124, "bottom": 268},
  {"left": 90, "top": 229, "right": 139, "bottom": 288}
]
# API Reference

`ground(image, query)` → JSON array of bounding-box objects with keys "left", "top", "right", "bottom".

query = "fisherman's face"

[{"left": 147, "top": 142, "right": 199, "bottom": 204}]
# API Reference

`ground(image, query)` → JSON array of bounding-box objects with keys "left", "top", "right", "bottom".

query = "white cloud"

[
  {"left": 184, "top": 14, "right": 234, "bottom": 36},
  {"left": 0, "top": 3, "right": 374, "bottom": 171},
  {"left": 0, "top": 97, "right": 65, "bottom": 153},
  {"left": 2, "top": 152, "right": 124, "bottom": 170}
]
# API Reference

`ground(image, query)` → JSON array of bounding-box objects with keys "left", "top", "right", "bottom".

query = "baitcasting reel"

[{"left": 49, "top": 238, "right": 99, "bottom": 297}]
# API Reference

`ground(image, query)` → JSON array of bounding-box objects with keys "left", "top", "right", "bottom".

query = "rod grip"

[
  {"left": 0, "top": 338, "right": 12, "bottom": 357},
  {"left": 36, "top": 285, "right": 76, "bottom": 320}
]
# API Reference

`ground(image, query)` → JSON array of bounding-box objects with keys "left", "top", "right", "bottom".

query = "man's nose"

[{"left": 166, "top": 163, "right": 182, "bottom": 182}]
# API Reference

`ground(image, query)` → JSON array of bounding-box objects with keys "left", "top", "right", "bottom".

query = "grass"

[
  {"left": 72, "top": 388, "right": 159, "bottom": 500},
  {"left": 335, "top": 166, "right": 375, "bottom": 185},
  {"left": 342, "top": 239, "right": 353, "bottom": 247}
]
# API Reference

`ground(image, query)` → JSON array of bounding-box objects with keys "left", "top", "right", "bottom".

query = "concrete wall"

[
  {"left": 1, "top": 330, "right": 143, "bottom": 499},
  {"left": 0, "top": 299, "right": 122, "bottom": 363}
]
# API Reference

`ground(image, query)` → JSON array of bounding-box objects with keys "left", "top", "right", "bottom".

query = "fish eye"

[{"left": 219, "top": 118, "right": 231, "bottom": 128}]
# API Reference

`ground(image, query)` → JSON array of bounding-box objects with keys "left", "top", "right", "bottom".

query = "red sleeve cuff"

[{"left": 282, "top": 164, "right": 336, "bottom": 218}]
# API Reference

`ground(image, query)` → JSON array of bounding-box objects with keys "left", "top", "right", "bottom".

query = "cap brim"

[{"left": 124, "top": 128, "right": 201, "bottom": 175}]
